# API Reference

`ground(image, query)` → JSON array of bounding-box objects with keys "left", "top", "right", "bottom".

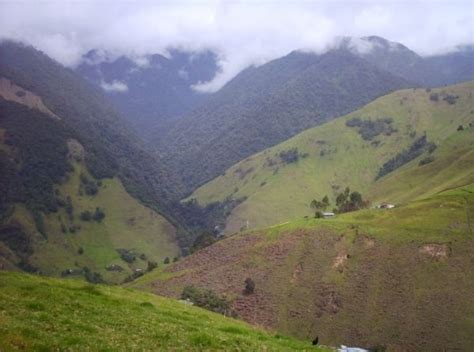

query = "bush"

[
  {"left": 419, "top": 156, "right": 435, "bottom": 166},
  {"left": 163, "top": 257, "right": 170, "bottom": 264},
  {"left": 279, "top": 148, "right": 299, "bottom": 164},
  {"left": 92, "top": 207, "right": 105, "bottom": 222},
  {"left": 83, "top": 266, "right": 104, "bottom": 284},
  {"left": 80, "top": 211, "right": 92, "bottom": 221},
  {"left": 181, "top": 285, "right": 235, "bottom": 317},
  {"left": 117, "top": 248, "right": 136, "bottom": 263},
  {"left": 147, "top": 261, "right": 158, "bottom": 272},
  {"left": 243, "top": 278, "right": 255, "bottom": 295},
  {"left": 429, "top": 93, "right": 439, "bottom": 101}
]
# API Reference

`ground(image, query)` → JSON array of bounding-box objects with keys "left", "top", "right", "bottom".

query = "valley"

[{"left": 0, "top": 14, "right": 473, "bottom": 351}]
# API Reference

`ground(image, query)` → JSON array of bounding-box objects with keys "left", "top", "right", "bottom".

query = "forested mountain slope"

[
  {"left": 0, "top": 42, "right": 183, "bottom": 281},
  {"left": 158, "top": 48, "right": 414, "bottom": 194}
]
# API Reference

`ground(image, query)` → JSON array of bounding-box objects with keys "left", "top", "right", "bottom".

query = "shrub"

[
  {"left": 80, "top": 211, "right": 92, "bottom": 221},
  {"left": 83, "top": 267, "right": 104, "bottom": 284},
  {"left": 429, "top": 93, "right": 439, "bottom": 101},
  {"left": 117, "top": 248, "right": 136, "bottom": 263},
  {"left": 147, "top": 261, "right": 157, "bottom": 272},
  {"left": 163, "top": 257, "right": 170, "bottom": 264},
  {"left": 419, "top": 156, "right": 435, "bottom": 166},
  {"left": 243, "top": 278, "right": 255, "bottom": 295},
  {"left": 92, "top": 207, "right": 105, "bottom": 222},
  {"left": 457, "top": 125, "right": 464, "bottom": 131},
  {"left": 181, "top": 285, "right": 235, "bottom": 317},
  {"left": 279, "top": 148, "right": 299, "bottom": 164}
]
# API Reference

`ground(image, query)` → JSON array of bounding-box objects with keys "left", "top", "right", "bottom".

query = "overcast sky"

[{"left": 1, "top": 0, "right": 472, "bottom": 91}]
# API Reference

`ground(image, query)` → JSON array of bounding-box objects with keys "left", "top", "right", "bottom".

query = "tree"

[
  {"left": 244, "top": 277, "right": 255, "bottom": 295},
  {"left": 163, "top": 257, "right": 170, "bottom": 264}
]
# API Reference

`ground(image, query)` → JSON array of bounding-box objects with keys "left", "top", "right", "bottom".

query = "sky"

[{"left": 1, "top": 0, "right": 473, "bottom": 92}]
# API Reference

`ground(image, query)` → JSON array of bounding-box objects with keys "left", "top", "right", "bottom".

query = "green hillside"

[
  {"left": 135, "top": 184, "right": 474, "bottom": 351},
  {"left": 188, "top": 82, "right": 474, "bottom": 233},
  {"left": 2, "top": 161, "right": 179, "bottom": 284},
  {"left": 0, "top": 88, "right": 178, "bottom": 283},
  {"left": 0, "top": 272, "right": 329, "bottom": 351}
]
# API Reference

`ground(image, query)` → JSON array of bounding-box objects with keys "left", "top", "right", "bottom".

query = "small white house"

[
  {"left": 379, "top": 203, "right": 395, "bottom": 209},
  {"left": 322, "top": 212, "right": 335, "bottom": 218}
]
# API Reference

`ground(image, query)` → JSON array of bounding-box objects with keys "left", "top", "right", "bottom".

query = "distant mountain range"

[{"left": 76, "top": 49, "right": 218, "bottom": 139}]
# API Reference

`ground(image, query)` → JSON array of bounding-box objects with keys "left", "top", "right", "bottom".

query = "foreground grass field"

[{"left": 0, "top": 271, "right": 329, "bottom": 351}]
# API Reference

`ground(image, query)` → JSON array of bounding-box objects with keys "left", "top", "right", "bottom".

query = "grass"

[
  {"left": 0, "top": 271, "right": 330, "bottom": 351},
  {"left": 6, "top": 160, "right": 179, "bottom": 283},
  {"left": 187, "top": 82, "right": 474, "bottom": 233},
  {"left": 138, "top": 185, "right": 474, "bottom": 350}
]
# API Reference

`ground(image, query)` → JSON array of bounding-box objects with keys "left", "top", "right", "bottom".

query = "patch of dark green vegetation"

[
  {"left": 181, "top": 285, "right": 237, "bottom": 317},
  {"left": 79, "top": 207, "right": 105, "bottom": 222},
  {"left": 79, "top": 173, "right": 100, "bottom": 196},
  {"left": 278, "top": 147, "right": 308, "bottom": 164},
  {"left": 190, "top": 231, "right": 218, "bottom": 254},
  {"left": 0, "top": 99, "right": 72, "bottom": 229},
  {"left": 376, "top": 135, "right": 436, "bottom": 179},
  {"left": 334, "top": 187, "right": 369, "bottom": 213},
  {"left": 346, "top": 117, "right": 397, "bottom": 141}
]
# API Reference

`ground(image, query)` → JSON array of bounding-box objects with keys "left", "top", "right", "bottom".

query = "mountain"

[
  {"left": 0, "top": 41, "right": 184, "bottom": 282},
  {"left": 0, "top": 272, "right": 329, "bottom": 351},
  {"left": 356, "top": 36, "right": 474, "bottom": 87},
  {"left": 157, "top": 47, "right": 415, "bottom": 194},
  {"left": 133, "top": 184, "right": 474, "bottom": 351},
  {"left": 187, "top": 82, "right": 474, "bottom": 233},
  {"left": 76, "top": 49, "right": 218, "bottom": 139}
]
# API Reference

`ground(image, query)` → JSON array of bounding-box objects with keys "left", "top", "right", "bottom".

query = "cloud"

[
  {"left": 100, "top": 80, "right": 129, "bottom": 93},
  {"left": 0, "top": 0, "right": 472, "bottom": 92}
]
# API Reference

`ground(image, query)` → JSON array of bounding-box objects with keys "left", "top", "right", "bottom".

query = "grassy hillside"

[
  {"left": 0, "top": 272, "right": 329, "bottom": 351},
  {"left": 134, "top": 185, "right": 474, "bottom": 351},
  {"left": 188, "top": 82, "right": 474, "bottom": 233},
  {"left": 4, "top": 160, "right": 179, "bottom": 284}
]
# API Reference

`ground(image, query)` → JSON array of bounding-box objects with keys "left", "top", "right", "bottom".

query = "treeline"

[{"left": 376, "top": 135, "right": 436, "bottom": 179}]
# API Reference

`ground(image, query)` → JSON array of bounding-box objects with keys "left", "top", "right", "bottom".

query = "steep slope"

[
  {"left": 0, "top": 89, "right": 178, "bottom": 283},
  {"left": 0, "top": 272, "right": 329, "bottom": 351},
  {"left": 0, "top": 42, "right": 183, "bottom": 281},
  {"left": 134, "top": 185, "right": 474, "bottom": 351},
  {"left": 158, "top": 48, "right": 414, "bottom": 194},
  {"left": 188, "top": 82, "right": 474, "bottom": 233},
  {"left": 357, "top": 36, "right": 474, "bottom": 86},
  {"left": 76, "top": 50, "right": 218, "bottom": 139}
]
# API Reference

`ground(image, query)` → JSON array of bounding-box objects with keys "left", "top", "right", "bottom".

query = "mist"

[{"left": 1, "top": 0, "right": 472, "bottom": 92}]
